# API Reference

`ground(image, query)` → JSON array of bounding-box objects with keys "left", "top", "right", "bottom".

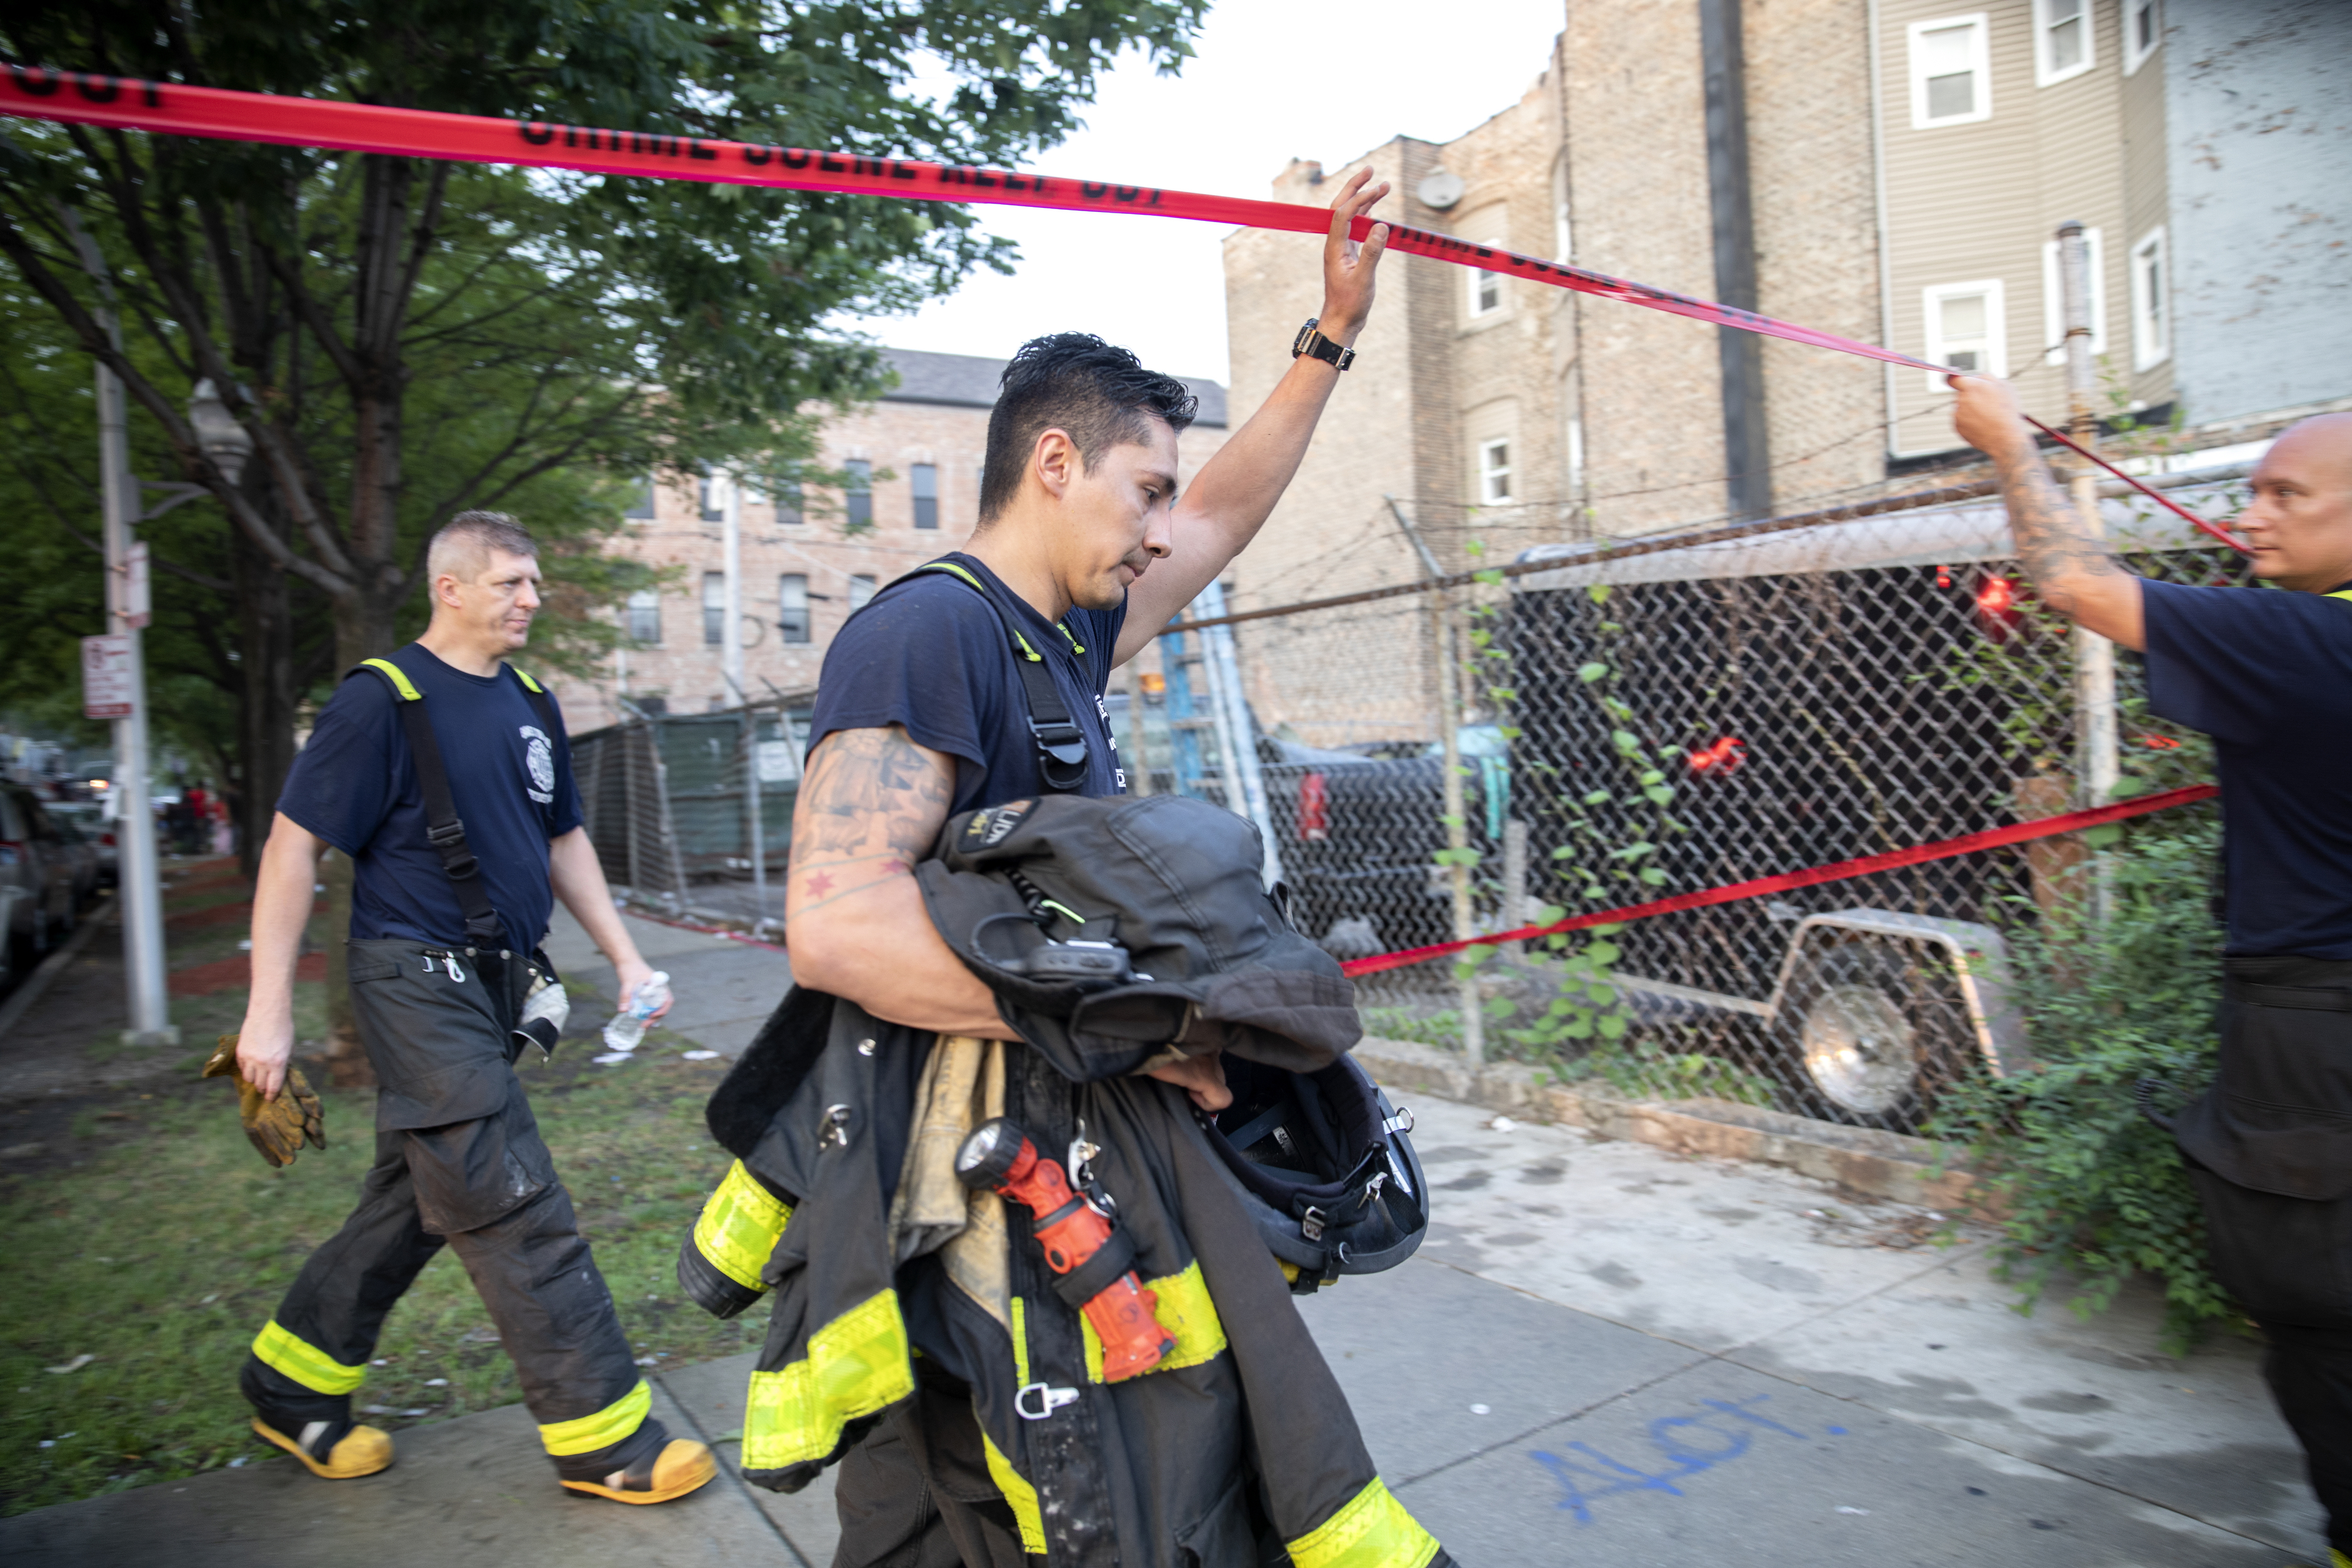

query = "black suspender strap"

[
  {"left": 349, "top": 653, "right": 557, "bottom": 948},
  {"left": 876, "top": 559, "right": 1092, "bottom": 793}
]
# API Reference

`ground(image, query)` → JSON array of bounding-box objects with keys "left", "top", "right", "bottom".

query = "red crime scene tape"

[
  {"left": 1339, "top": 783, "right": 2219, "bottom": 977},
  {"left": 2, "top": 64, "right": 2247, "bottom": 538}
]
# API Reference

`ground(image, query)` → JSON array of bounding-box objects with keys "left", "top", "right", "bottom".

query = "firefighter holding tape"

[
  {"left": 1954, "top": 379, "right": 2352, "bottom": 1563},
  {"left": 683, "top": 169, "right": 1456, "bottom": 1567},
  {"left": 225, "top": 512, "right": 714, "bottom": 1504}
]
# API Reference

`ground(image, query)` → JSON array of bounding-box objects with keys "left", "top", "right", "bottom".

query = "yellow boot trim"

[
  {"left": 250, "top": 1417, "right": 393, "bottom": 1479},
  {"left": 1080, "top": 1259, "right": 1228, "bottom": 1383},
  {"left": 251, "top": 1320, "right": 367, "bottom": 1396},
  {"left": 559, "top": 1437, "right": 718, "bottom": 1504},
  {"left": 694, "top": 1159, "right": 794, "bottom": 1289},
  {"left": 981, "top": 1432, "right": 1047, "bottom": 1554},
  {"left": 539, "top": 1379, "right": 653, "bottom": 1457},
  {"left": 741, "top": 1289, "right": 916, "bottom": 1471},
  {"left": 1287, "top": 1478, "right": 1442, "bottom": 1568}
]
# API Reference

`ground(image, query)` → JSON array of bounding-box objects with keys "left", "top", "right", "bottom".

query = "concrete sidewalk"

[{"left": 5, "top": 906, "right": 2321, "bottom": 1565}]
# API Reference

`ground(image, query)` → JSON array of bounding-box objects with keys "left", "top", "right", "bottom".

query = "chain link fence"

[{"left": 573, "top": 465, "right": 2245, "bottom": 1137}]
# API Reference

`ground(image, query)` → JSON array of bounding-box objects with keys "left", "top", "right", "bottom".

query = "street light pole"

[{"left": 93, "top": 324, "right": 176, "bottom": 1045}]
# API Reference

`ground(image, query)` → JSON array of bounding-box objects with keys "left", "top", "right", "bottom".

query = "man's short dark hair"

[
  {"left": 978, "top": 334, "right": 1197, "bottom": 525},
  {"left": 428, "top": 511, "right": 538, "bottom": 583}
]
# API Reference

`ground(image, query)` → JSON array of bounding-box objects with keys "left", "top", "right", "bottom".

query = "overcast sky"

[{"left": 871, "top": 0, "right": 1567, "bottom": 386}]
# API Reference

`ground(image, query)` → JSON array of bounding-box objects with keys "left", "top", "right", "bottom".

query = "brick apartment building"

[
  {"left": 544, "top": 348, "right": 1229, "bottom": 732},
  {"left": 1223, "top": 0, "right": 2349, "bottom": 594}
]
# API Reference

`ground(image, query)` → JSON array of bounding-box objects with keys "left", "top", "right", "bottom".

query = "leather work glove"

[{"left": 203, "top": 1034, "right": 328, "bottom": 1168}]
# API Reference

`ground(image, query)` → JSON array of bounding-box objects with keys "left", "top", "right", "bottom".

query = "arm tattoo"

[
  {"left": 1997, "top": 448, "right": 2120, "bottom": 618},
  {"left": 787, "top": 726, "right": 952, "bottom": 915}
]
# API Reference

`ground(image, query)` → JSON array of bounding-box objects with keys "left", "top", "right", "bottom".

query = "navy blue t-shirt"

[
  {"left": 277, "top": 644, "right": 583, "bottom": 948},
  {"left": 808, "top": 554, "right": 1128, "bottom": 811},
  {"left": 2142, "top": 579, "right": 2352, "bottom": 959}
]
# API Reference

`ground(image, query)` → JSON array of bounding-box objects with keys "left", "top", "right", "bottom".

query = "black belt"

[{"left": 2230, "top": 979, "right": 2352, "bottom": 1012}]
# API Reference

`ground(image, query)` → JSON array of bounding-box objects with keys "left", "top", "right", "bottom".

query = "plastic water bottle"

[{"left": 600, "top": 971, "right": 671, "bottom": 1054}]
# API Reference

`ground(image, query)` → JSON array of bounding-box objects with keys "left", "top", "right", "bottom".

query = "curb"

[{"left": 1353, "top": 1035, "right": 1979, "bottom": 1212}]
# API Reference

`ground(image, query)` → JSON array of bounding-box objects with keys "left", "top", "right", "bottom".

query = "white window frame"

[
  {"left": 1468, "top": 241, "right": 1506, "bottom": 319},
  {"left": 1908, "top": 14, "right": 1992, "bottom": 129},
  {"left": 2124, "top": 0, "right": 2160, "bottom": 74},
  {"left": 2032, "top": 0, "right": 2095, "bottom": 88},
  {"left": 2129, "top": 226, "right": 2170, "bottom": 371},
  {"left": 1921, "top": 279, "right": 2009, "bottom": 389},
  {"left": 701, "top": 571, "right": 727, "bottom": 646},
  {"left": 1477, "top": 437, "right": 1512, "bottom": 505},
  {"left": 625, "top": 589, "right": 661, "bottom": 645},
  {"left": 2039, "top": 228, "right": 2106, "bottom": 366}
]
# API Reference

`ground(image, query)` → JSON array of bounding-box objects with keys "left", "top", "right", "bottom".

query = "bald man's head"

[{"left": 2241, "top": 413, "right": 2352, "bottom": 592}]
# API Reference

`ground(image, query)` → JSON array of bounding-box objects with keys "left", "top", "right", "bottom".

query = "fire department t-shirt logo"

[{"left": 521, "top": 725, "right": 555, "bottom": 803}]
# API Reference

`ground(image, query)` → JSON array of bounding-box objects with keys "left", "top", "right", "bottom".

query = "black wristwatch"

[{"left": 1292, "top": 318, "right": 1356, "bottom": 372}]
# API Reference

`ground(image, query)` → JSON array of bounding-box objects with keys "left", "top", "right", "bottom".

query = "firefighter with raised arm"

[
  {"left": 681, "top": 171, "right": 1458, "bottom": 1567},
  {"left": 1953, "top": 378, "right": 2352, "bottom": 1564}
]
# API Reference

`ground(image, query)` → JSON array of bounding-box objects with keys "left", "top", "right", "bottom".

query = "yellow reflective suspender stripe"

[
  {"left": 741, "top": 1289, "right": 917, "bottom": 1471},
  {"left": 539, "top": 1378, "right": 653, "bottom": 1456},
  {"left": 692, "top": 1159, "right": 794, "bottom": 1290},
  {"left": 251, "top": 1320, "right": 368, "bottom": 1396},
  {"left": 2329, "top": 590, "right": 2352, "bottom": 602},
  {"left": 982, "top": 1432, "right": 1048, "bottom": 1554},
  {"left": 1056, "top": 621, "right": 1086, "bottom": 654},
  {"left": 1011, "top": 1295, "right": 1032, "bottom": 1386},
  {"left": 919, "top": 561, "right": 1044, "bottom": 660},
  {"left": 358, "top": 657, "right": 423, "bottom": 702},
  {"left": 1079, "top": 1259, "right": 1228, "bottom": 1383},
  {"left": 511, "top": 665, "right": 545, "bottom": 693},
  {"left": 1286, "top": 1478, "right": 1443, "bottom": 1568}
]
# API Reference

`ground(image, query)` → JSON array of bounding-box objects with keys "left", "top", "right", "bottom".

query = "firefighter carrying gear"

[
  {"left": 249, "top": 1411, "right": 394, "bottom": 1480},
  {"left": 689, "top": 792, "right": 1451, "bottom": 1567},
  {"left": 203, "top": 1035, "right": 327, "bottom": 1168}
]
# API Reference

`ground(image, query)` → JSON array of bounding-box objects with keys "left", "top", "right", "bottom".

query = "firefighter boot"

[
  {"left": 249, "top": 1413, "right": 394, "bottom": 1480},
  {"left": 556, "top": 1417, "right": 717, "bottom": 1505}
]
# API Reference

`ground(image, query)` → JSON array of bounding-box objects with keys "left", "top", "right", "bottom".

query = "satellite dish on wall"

[{"left": 1415, "top": 169, "right": 1465, "bottom": 210}]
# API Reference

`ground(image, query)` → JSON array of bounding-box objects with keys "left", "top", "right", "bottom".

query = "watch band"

[{"left": 1291, "top": 317, "right": 1356, "bottom": 372}]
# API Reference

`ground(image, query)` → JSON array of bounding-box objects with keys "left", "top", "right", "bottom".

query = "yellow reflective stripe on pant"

[
  {"left": 694, "top": 1159, "right": 793, "bottom": 1289},
  {"left": 1287, "top": 1479, "right": 1442, "bottom": 1568},
  {"left": 741, "top": 1289, "right": 917, "bottom": 1471},
  {"left": 539, "top": 1378, "right": 652, "bottom": 1457},
  {"left": 982, "top": 1432, "right": 1047, "bottom": 1554},
  {"left": 1080, "top": 1259, "right": 1228, "bottom": 1383},
  {"left": 251, "top": 1320, "right": 367, "bottom": 1396}
]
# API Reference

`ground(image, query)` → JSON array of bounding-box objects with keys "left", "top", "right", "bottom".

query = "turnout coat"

[{"left": 683, "top": 795, "right": 1451, "bottom": 1568}]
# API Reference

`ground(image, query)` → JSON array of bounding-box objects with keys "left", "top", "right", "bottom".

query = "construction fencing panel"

[
  {"left": 1204, "top": 475, "right": 2244, "bottom": 1136},
  {"left": 572, "top": 699, "right": 808, "bottom": 937}
]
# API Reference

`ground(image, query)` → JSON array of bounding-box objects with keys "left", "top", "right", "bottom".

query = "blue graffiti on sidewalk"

[{"left": 1530, "top": 1396, "right": 1847, "bottom": 1524}]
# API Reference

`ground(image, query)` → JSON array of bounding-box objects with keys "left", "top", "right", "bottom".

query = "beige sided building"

[{"left": 545, "top": 348, "right": 1228, "bottom": 733}]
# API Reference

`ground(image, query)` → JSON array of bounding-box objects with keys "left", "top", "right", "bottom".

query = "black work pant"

[
  {"left": 831, "top": 1365, "right": 1032, "bottom": 1568},
  {"left": 2181, "top": 954, "right": 2352, "bottom": 1554},
  {"left": 244, "top": 940, "right": 654, "bottom": 1476}
]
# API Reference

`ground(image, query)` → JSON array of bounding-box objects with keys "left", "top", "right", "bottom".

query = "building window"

[
  {"left": 1922, "top": 280, "right": 2008, "bottom": 388},
  {"left": 912, "top": 463, "right": 939, "bottom": 530},
  {"left": 848, "top": 574, "right": 877, "bottom": 612},
  {"left": 773, "top": 479, "right": 803, "bottom": 526},
  {"left": 2039, "top": 228, "right": 2106, "bottom": 365},
  {"left": 2124, "top": 0, "right": 2160, "bottom": 73},
  {"left": 779, "top": 574, "right": 811, "bottom": 644},
  {"left": 1551, "top": 158, "right": 1573, "bottom": 263},
  {"left": 1468, "top": 244, "right": 1505, "bottom": 318},
  {"left": 626, "top": 589, "right": 661, "bottom": 644},
  {"left": 1908, "top": 14, "right": 1991, "bottom": 129},
  {"left": 2033, "top": 0, "right": 2094, "bottom": 87},
  {"left": 1478, "top": 438, "right": 1512, "bottom": 504},
  {"left": 625, "top": 475, "right": 656, "bottom": 521},
  {"left": 702, "top": 572, "right": 726, "bottom": 645},
  {"left": 844, "top": 459, "right": 872, "bottom": 529},
  {"left": 698, "top": 466, "right": 724, "bottom": 523},
  {"left": 2130, "top": 226, "right": 2170, "bottom": 371}
]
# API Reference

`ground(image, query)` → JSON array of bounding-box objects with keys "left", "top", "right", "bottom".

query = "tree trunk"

[
  {"left": 233, "top": 514, "right": 296, "bottom": 883},
  {"left": 320, "top": 584, "right": 406, "bottom": 1087}
]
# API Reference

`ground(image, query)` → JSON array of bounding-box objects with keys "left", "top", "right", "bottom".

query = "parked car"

[
  {"left": 46, "top": 801, "right": 118, "bottom": 889},
  {"left": 1, "top": 784, "right": 84, "bottom": 960},
  {"left": 43, "top": 802, "right": 108, "bottom": 901},
  {"left": 1259, "top": 726, "right": 1509, "bottom": 959}
]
